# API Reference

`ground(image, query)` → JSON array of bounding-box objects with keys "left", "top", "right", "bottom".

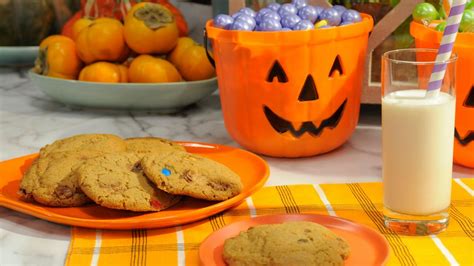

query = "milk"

[{"left": 382, "top": 90, "right": 455, "bottom": 216}]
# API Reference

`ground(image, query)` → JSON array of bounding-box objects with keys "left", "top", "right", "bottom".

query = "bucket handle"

[{"left": 203, "top": 28, "right": 216, "bottom": 69}]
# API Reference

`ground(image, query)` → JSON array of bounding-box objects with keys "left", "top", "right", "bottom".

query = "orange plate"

[
  {"left": 199, "top": 214, "right": 390, "bottom": 266},
  {"left": 0, "top": 142, "right": 269, "bottom": 230}
]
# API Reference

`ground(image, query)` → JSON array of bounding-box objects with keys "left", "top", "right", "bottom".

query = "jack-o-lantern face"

[
  {"left": 215, "top": 46, "right": 364, "bottom": 157},
  {"left": 263, "top": 60, "right": 347, "bottom": 138},
  {"left": 455, "top": 86, "right": 474, "bottom": 146},
  {"left": 454, "top": 85, "right": 474, "bottom": 168},
  {"left": 207, "top": 18, "right": 372, "bottom": 157}
]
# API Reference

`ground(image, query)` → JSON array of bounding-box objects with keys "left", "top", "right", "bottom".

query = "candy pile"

[
  {"left": 213, "top": 0, "right": 362, "bottom": 31},
  {"left": 412, "top": 1, "right": 473, "bottom": 32}
]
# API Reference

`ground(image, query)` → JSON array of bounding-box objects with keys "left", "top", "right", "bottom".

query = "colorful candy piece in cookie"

[
  {"left": 141, "top": 150, "right": 243, "bottom": 201},
  {"left": 77, "top": 152, "right": 181, "bottom": 212},
  {"left": 161, "top": 168, "right": 172, "bottom": 176},
  {"left": 125, "top": 137, "right": 185, "bottom": 154}
]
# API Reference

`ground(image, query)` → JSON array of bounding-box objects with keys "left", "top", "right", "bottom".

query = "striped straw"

[{"left": 426, "top": 0, "right": 466, "bottom": 97}]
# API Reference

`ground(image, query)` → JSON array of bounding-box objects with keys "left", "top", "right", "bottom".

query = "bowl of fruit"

[
  {"left": 206, "top": 0, "right": 373, "bottom": 158},
  {"left": 30, "top": 1, "right": 217, "bottom": 111}
]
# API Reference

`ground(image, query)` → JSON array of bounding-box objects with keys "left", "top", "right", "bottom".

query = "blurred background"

[
  {"left": 0, "top": 0, "right": 446, "bottom": 103},
  {"left": 0, "top": 0, "right": 212, "bottom": 47}
]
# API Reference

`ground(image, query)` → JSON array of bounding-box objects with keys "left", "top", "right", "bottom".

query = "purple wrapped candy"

[
  {"left": 256, "top": 18, "right": 282, "bottom": 31},
  {"left": 339, "top": 21, "right": 353, "bottom": 26},
  {"left": 229, "top": 20, "right": 254, "bottom": 31},
  {"left": 234, "top": 13, "right": 256, "bottom": 30},
  {"left": 281, "top": 27, "right": 292, "bottom": 31},
  {"left": 238, "top": 7, "right": 257, "bottom": 18},
  {"left": 319, "top": 8, "right": 341, "bottom": 26},
  {"left": 261, "top": 11, "right": 281, "bottom": 22},
  {"left": 231, "top": 12, "right": 242, "bottom": 19},
  {"left": 278, "top": 3, "right": 298, "bottom": 17},
  {"left": 291, "top": 0, "right": 307, "bottom": 9},
  {"left": 281, "top": 14, "right": 301, "bottom": 29},
  {"left": 297, "top": 5, "right": 321, "bottom": 23},
  {"left": 293, "top": 20, "right": 314, "bottom": 30},
  {"left": 267, "top": 3, "right": 281, "bottom": 12},
  {"left": 341, "top": 9, "right": 361, "bottom": 23},
  {"left": 213, "top": 14, "right": 234, "bottom": 29},
  {"left": 319, "top": 25, "right": 332, "bottom": 29},
  {"left": 315, "top": 6, "right": 324, "bottom": 14},
  {"left": 332, "top": 5, "right": 347, "bottom": 15},
  {"left": 255, "top": 8, "right": 273, "bottom": 24}
]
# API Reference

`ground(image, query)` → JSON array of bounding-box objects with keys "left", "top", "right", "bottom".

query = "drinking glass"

[{"left": 381, "top": 48, "right": 457, "bottom": 235}]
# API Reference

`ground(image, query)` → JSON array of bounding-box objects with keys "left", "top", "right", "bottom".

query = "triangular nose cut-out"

[
  {"left": 298, "top": 75, "right": 319, "bottom": 102},
  {"left": 267, "top": 60, "right": 288, "bottom": 83},
  {"left": 464, "top": 86, "right": 474, "bottom": 107},
  {"left": 329, "top": 55, "right": 343, "bottom": 77}
]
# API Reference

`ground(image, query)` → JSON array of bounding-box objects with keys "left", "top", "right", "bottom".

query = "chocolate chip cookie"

[
  {"left": 39, "top": 134, "right": 126, "bottom": 158},
  {"left": 19, "top": 150, "right": 104, "bottom": 206},
  {"left": 125, "top": 137, "right": 185, "bottom": 154},
  {"left": 141, "top": 151, "right": 243, "bottom": 201},
  {"left": 223, "top": 221, "right": 350, "bottom": 266},
  {"left": 77, "top": 152, "right": 181, "bottom": 212}
]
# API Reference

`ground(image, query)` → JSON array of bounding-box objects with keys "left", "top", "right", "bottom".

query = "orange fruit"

[
  {"left": 124, "top": 3, "right": 179, "bottom": 54},
  {"left": 79, "top": 62, "right": 128, "bottom": 83},
  {"left": 128, "top": 55, "right": 181, "bottom": 83},
  {"left": 75, "top": 18, "right": 127, "bottom": 64},
  {"left": 34, "top": 35, "right": 82, "bottom": 80},
  {"left": 168, "top": 38, "right": 215, "bottom": 81},
  {"left": 72, "top": 18, "right": 93, "bottom": 41},
  {"left": 168, "top": 37, "right": 195, "bottom": 65}
]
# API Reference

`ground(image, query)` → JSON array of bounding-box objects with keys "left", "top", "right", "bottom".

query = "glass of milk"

[{"left": 381, "top": 49, "right": 457, "bottom": 235}]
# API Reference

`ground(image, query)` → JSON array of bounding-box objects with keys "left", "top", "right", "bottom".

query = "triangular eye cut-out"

[
  {"left": 298, "top": 75, "right": 319, "bottom": 102},
  {"left": 267, "top": 60, "right": 288, "bottom": 83},
  {"left": 464, "top": 86, "right": 474, "bottom": 107},
  {"left": 329, "top": 55, "right": 344, "bottom": 77}
]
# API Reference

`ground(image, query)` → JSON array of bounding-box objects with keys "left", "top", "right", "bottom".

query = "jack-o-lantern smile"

[
  {"left": 263, "top": 60, "right": 347, "bottom": 138},
  {"left": 264, "top": 99, "right": 347, "bottom": 138},
  {"left": 455, "top": 129, "right": 474, "bottom": 146}
]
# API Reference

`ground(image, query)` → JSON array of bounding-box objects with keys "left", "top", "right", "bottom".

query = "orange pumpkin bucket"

[
  {"left": 410, "top": 22, "right": 474, "bottom": 168},
  {"left": 206, "top": 14, "right": 373, "bottom": 158}
]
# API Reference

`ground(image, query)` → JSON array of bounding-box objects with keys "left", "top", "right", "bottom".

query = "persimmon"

[
  {"left": 128, "top": 55, "right": 181, "bottom": 83},
  {"left": 168, "top": 38, "right": 215, "bottom": 81},
  {"left": 167, "top": 37, "right": 194, "bottom": 65},
  {"left": 72, "top": 17, "right": 93, "bottom": 41},
  {"left": 34, "top": 35, "right": 82, "bottom": 80},
  {"left": 151, "top": 0, "right": 188, "bottom": 37},
  {"left": 76, "top": 17, "right": 127, "bottom": 64},
  {"left": 61, "top": 0, "right": 188, "bottom": 39},
  {"left": 79, "top": 62, "right": 128, "bottom": 83},
  {"left": 124, "top": 3, "right": 179, "bottom": 54}
]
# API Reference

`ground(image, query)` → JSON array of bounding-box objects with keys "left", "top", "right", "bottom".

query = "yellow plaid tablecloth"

[{"left": 66, "top": 179, "right": 473, "bottom": 266}]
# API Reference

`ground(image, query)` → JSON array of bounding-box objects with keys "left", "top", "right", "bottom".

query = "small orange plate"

[
  {"left": 199, "top": 214, "right": 390, "bottom": 266},
  {"left": 0, "top": 142, "right": 269, "bottom": 230}
]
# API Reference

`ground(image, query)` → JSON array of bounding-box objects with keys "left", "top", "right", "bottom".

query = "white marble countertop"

[{"left": 0, "top": 68, "right": 472, "bottom": 265}]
